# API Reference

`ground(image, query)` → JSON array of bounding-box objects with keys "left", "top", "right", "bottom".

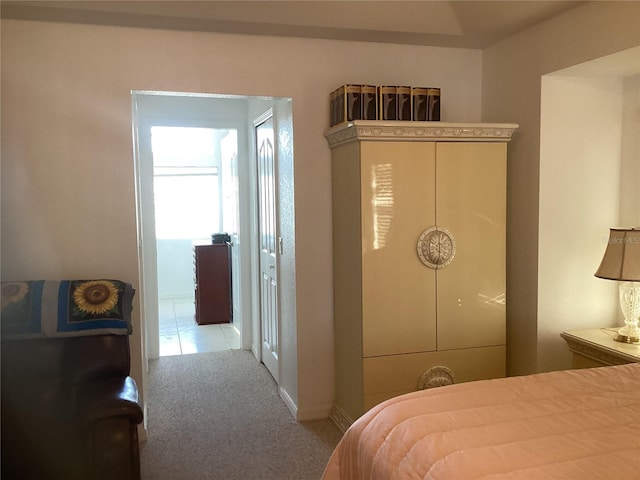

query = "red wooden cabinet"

[{"left": 194, "top": 244, "right": 232, "bottom": 325}]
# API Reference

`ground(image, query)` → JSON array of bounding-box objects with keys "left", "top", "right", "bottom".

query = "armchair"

[{"left": 1, "top": 279, "right": 143, "bottom": 480}]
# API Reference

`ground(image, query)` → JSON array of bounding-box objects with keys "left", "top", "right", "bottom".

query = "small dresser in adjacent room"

[{"left": 193, "top": 242, "right": 232, "bottom": 325}]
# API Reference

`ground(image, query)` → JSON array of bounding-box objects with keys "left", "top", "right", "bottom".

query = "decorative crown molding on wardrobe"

[{"left": 325, "top": 120, "right": 518, "bottom": 147}]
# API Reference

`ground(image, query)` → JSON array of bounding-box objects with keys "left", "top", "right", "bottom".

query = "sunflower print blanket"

[{"left": 1, "top": 279, "right": 134, "bottom": 338}]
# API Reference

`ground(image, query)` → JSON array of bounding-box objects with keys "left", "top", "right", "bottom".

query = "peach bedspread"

[{"left": 322, "top": 363, "right": 640, "bottom": 479}]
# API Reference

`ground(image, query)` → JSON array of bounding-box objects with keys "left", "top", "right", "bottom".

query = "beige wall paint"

[
  {"left": 1, "top": 18, "right": 482, "bottom": 420},
  {"left": 620, "top": 75, "right": 640, "bottom": 227},
  {"left": 539, "top": 75, "right": 624, "bottom": 372},
  {"left": 483, "top": 2, "right": 640, "bottom": 375}
]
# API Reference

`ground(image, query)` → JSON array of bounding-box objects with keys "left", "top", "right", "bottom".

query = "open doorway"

[
  {"left": 133, "top": 95, "right": 249, "bottom": 363},
  {"left": 132, "top": 91, "right": 296, "bottom": 402},
  {"left": 151, "top": 126, "right": 240, "bottom": 356}
]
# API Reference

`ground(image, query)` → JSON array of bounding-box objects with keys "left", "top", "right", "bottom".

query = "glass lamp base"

[
  {"left": 614, "top": 332, "right": 640, "bottom": 344},
  {"left": 615, "top": 282, "right": 640, "bottom": 344}
]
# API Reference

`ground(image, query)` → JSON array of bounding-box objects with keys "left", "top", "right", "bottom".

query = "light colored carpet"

[{"left": 140, "top": 349, "right": 342, "bottom": 480}]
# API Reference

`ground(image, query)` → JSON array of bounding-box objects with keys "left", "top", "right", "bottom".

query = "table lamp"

[{"left": 595, "top": 227, "right": 640, "bottom": 343}]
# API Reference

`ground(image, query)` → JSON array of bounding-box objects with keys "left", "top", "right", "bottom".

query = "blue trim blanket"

[{"left": 1, "top": 280, "right": 134, "bottom": 338}]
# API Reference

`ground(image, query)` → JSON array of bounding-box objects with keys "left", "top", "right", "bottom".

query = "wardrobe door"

[
  {"left": 360, "top": 141, "right": 437, "bottom": 357},
  {"left": 436, "top": 142, "right": 507, "bottom": 350}
]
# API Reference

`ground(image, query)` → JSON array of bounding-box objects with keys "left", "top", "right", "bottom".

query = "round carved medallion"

[
  {"left": 417, "top": 227, "right": 456, "bottom": 269},
  {"left": 418, "top": 366, "right": 455, "bottom": 390}
]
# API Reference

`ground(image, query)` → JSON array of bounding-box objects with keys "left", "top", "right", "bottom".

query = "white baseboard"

[
  {"left": 138, "top": 409, "right": 148, "bottom": 442},
  {"left": 278, "top": 387, "right": 334, "bottom": 421},
  {"left": 296, "top": 402, "right": 335, "bottom": 421},
  {"left": 279, "top": 386, "right": 298, "bottom": 418}
]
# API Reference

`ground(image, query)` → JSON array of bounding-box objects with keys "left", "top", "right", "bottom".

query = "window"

[{"left": 151, "top": 126, "right": 221, "bottom": 240}]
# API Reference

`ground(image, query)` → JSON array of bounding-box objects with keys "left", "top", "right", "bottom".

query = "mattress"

[{"left": 322, "top": 363, "right": 640, "bottom": 479}]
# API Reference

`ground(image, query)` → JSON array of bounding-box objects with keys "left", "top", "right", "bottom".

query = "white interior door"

[{"left": 256, "top": 115, "right": 279, "bottom": 382}]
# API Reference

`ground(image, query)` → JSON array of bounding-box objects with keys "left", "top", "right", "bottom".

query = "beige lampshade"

[{"left": 595, "top": 228, "right": 640, "bottom": 281}]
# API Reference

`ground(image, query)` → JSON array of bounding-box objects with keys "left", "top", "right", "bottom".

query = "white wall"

[
  {"left": 1, "top": 18, "right": 482, "bottom": 420},
  {"left": 620, "top": 75, "right": 640, "bottom": 227},
  {"left": 157, "top": 239, "right": 195, "bottom": 298},
  {"left": 482, "top": 2, "right": 640, "bottom": 375},
  {"left": 539, "top": 76, "right": 624, "bottom": 371}
]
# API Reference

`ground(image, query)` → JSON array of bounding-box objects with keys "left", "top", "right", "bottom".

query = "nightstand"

[{"left": 561, "top": 328, "right": 640, "bottom": 368}]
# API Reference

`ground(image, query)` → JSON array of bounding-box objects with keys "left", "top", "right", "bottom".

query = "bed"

[{"left": 322, "top": 363, "right": 640, "bottom": 479}]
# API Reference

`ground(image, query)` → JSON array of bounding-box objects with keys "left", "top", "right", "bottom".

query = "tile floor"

[{"left": 158, "top": 296, "right": 240, "bottom": 357}]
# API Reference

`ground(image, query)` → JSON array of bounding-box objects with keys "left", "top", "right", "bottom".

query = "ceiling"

[{"left": 1, "top": 1, "right": 585, "bottom": 49}]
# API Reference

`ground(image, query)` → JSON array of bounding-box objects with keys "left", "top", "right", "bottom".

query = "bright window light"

[{"left": 151, "top": 126, "right": 220, "bottom": 240}]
